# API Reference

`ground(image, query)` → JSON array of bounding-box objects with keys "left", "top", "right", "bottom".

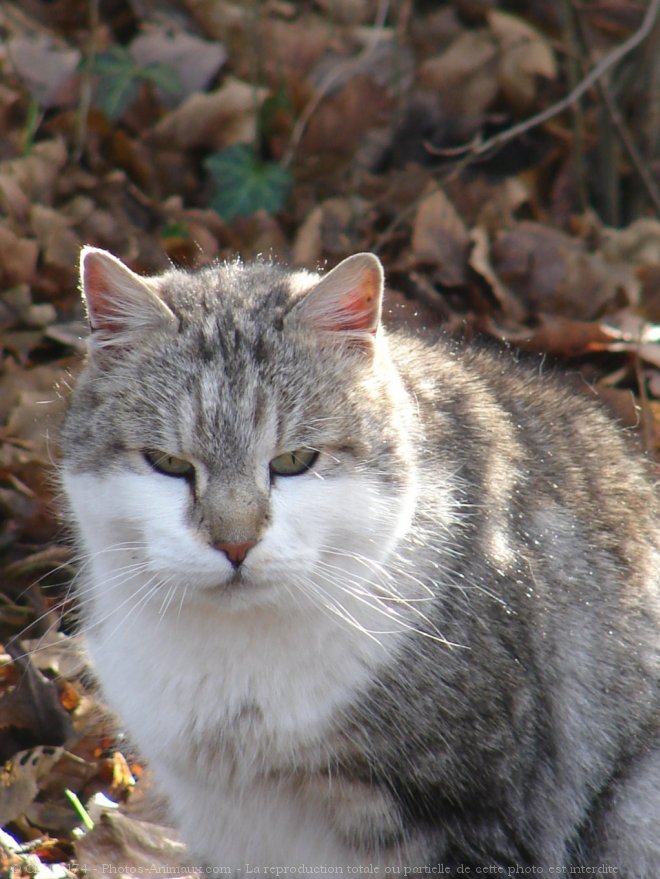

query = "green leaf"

[
  {"left": 258, "top": 86, "right": 292, "bottom": 139},
  {"left": 140, "top": 63, "right": 182, "bottom": 97},
  {"left": 21, "top": 98, "right": 40, "bottom": 155},
  {"left": 65, "top": 788, "right": 95, "bottom": 832},
  {"left": 94, "top": 47, "right": 141, "bottom": 120},
  {"left": 93, "top": 45, "right": 135, "bottom": 76},
  {"left": 161, "top": 220, "right": 189, "bottom": 239},
  {"left": 206, "top": 145, "right": 291, "bottom": 221},
  {"left": 93, "top": 47, "right": 181, "bottom": 120}
]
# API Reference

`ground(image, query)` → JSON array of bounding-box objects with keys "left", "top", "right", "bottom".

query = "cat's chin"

[{"left": 186, "top": 568, "right": 299, "bottom": 613}]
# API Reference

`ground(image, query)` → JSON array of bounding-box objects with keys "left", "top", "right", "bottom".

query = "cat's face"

[{"left": 62, "top": 250, "right": 417, "bottom": 616}]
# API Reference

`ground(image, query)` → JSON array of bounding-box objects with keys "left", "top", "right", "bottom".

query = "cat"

[{"left": 61, "top": 246, "right": 660, "bottom": 876}]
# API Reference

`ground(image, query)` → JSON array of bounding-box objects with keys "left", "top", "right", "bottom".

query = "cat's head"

[{"left": 61, "top": 249, "right": 417, "bottom": 616}]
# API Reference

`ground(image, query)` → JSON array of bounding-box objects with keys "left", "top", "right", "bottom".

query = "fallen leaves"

[
  {"left": 76, "top": 812, "right": 191, "bottom": 878},
  {"left": 487, "top": 221, "right": 632, "bottom": 320},
  {"left": 488, "top": 10, "right": 557, "bottom": 112},
  {"left": 419, "top": 9, "right": 556, "bottom": 125},
  {"left": 150, "top": 77, "right": 266, "bottom": 151},
  {"left": 3, "top": 35, "right": 80, "bottom": 110},
  {"left": 0, "top": 0, "right": 659, "bottom": 874},
  {"left": 410, "top": 189, "right": 471, "bottom": 288}
]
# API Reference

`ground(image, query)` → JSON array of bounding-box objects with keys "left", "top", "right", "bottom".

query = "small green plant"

[
  {"left": 92, "top": 46, "right": 181, "bottom": 120},
  {"left": 65, "top": 788, "right": 95, "bottom": 831},
  {"left": 21, "top": 97, "right": 41, "bottom": 155},
  {"left": 205, "top": 144, "right": 292, "bottom": 222},
  {"left": 161, "top": 219, "right": 190, "bottom": 239}
]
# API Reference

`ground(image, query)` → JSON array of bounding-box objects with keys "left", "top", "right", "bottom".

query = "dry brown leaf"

[
  {"left": 292, "top": 205, "right": 324, "bottom": 267},
  {"left": 130, "top": 23, "right": 227, "bottom": 104},
  {"left": 255, "top": 14, "right": 341, "bottom": 85},
  {"left": 300, "top": 198, "right": 367, "bottom": 259},
  {"left": 638, "top": 342, "right": 660, "bottom": 369},
  {"left": 648, "top": 371, "right": 660, "bottom": 397},
  {"left": 0, "top": 227, "right": 38, "bottom": 288},
  {"left": 488, "top": 10, "right": 557, "bottom": 112},
  {"left": 481, "top": 312, "right": 628, "bottom": 358},
  {"left": 601, "top": 218, "right": 660, "bottom": 265},
  {"left": 150, "top": 78, "right": 267, "bottom": 151},
  {"left": 30, "top": 205, "right": 81, "bottom": 270},
  {"left": 75, "top": 811, "right": 192, "bottom": 878},
  {"left": 469, "top": 225, "right": 527, "bottom": 322},
  {"left": 20, "top": 633, "right": 86, "bottom": 681},
  {"left": 0, "top": 647, "right": 71, "bottom": 760},
  {"left": 2, "top": 364, "right": 69, "bottom": 453},
  {"left": 410, "top": 188, "right": 470, "bottom": 287},
  {"left": 0, "top": 173, "right": 31, "bottom": 224},
  {"left": 0, "top": 746, "right": 64, "bottom": 826},
  {"left": 313, "top": 0, "right": 376, "bottom": 25},
  {"left": 230, "top": 211, "right": 289, "bottom": 261},
  {"left": 0, "top": 141, "right": 67, "bottom": 208},
  {"left": 489, "top": 221, "right": 638, "bottom": 320},
  {"left": 418, "top": 29, "right": 499, "bottom": 118},
  {"left": 445, "top": 175, "right": 530, "bottom": 231},
  {"left": 5, "top": 35, "right": 79, "bottom": 109},
  {"left": 300, "top": 73, "right": 393, "bottom": 159}
]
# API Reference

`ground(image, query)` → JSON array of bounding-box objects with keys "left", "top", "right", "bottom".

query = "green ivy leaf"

[
  {"left": 258, "top": 86, "right": 292, "bottom": 139},
  {"left": 94, "top": 47, "right": 141, "bottom": 120},
  {"left": 139, "top": 63, "right": 182, "bottom": 97},
  {"left": 93, "top": 47, "right": 181, "bottom": 120},
  {"left": 206, "top": 145, "right": 291, "bottom": 221}
]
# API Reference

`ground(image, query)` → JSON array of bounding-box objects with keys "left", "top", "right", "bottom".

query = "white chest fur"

[
  {"left": 63, "top": 455, "right": 415, "bottom": 868},
  {"left": 86, "top": 566, "right": 395, "bottom": 867}
]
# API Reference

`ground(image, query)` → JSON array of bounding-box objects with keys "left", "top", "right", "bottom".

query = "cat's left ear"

[
  {"left": 288, "top": 253, "right": 383, "bottom": 349},
  {"left": 80, "top": 247, "right": 176, "bottom": 354}
]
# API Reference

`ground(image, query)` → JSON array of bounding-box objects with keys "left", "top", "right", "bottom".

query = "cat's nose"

[{"left": 214, "top": 540, "right": 257, "bottom": 568}]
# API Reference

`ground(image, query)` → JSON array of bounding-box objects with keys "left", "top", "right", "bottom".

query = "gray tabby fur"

[{"left": 61, "top": 249, "right": 660, "bottom": 875}]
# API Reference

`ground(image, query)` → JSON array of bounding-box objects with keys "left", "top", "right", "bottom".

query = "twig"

[
  {"left": 432, "top": 0, "right": 660, "bottom": 163},
  {"left": 634, "top": 350, "right": 655, "bottom": 455},
  {"left": 74, "top": 0, "right": 99, "bottom": 162},
  {"left": 560, "top": 0, "right": 589, "bottom": 212},
  {"left": 569, "top": 0, "right": 660, "bottom": 218},
  {"left": 281, "top": 0, "right": 392, "bottom": 168},
  {"left": 599, "top": 71, "right": 660, "bottom": 216}
]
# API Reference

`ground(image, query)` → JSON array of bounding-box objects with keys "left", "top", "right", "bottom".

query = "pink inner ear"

[
  {"left": 312, "top": 258, "right": 382, "bottom": 335},
  {"left": 337, "top": 284, "right": 378, "bottom": 332},
  {"left": 83, "top": 257, "right": 119, "bottom": 332}
]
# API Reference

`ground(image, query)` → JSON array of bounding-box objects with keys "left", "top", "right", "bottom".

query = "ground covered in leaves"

[{"left": 0, "top": 0, "right": 659, "bottom": 875}]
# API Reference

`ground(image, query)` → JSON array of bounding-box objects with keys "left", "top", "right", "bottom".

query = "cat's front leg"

[
  {"left": 157, "top": 762, "right": 360, "bottom": 871},
  {"left": 299, "top": 772, "right": 441, "bottom": 866},
  {"left": 585, "top": 741, "right": 660, "bottom": 878}
]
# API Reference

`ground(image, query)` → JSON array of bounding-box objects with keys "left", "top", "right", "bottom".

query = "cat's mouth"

[{"left": 203, "top": 566, "right": 261, "bottom": 595}]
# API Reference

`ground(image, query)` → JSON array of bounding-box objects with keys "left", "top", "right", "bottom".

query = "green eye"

[
  {"left": 270, "top": 448, "right": 318, "bottom": 477},
  {"left": 143, "top": 450, "right": 195, "bottom": 479}
]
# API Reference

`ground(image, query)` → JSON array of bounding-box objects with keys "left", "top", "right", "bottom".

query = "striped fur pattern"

[{"left": 61, "top": 249, "right": 660, "bottom": 874}]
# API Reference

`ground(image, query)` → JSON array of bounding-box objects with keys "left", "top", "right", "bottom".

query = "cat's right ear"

[
  {"left": 286, "top": 253, "right": 383, "bottom": 353},
  {"left": 80, "top": 247, "right": 176, "bottom": 360}
]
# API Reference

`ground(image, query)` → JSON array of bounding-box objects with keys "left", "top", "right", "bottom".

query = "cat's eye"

[
  {"left": 269, "top": 448, "right": 318, "bottom": 477},
  {"left": 143, "top": 449, "right": 195, "bottom": 479}
]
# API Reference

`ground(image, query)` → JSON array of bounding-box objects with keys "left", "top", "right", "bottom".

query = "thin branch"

[
  {"left": 429, "top": 0, "right": 660, "bottom": 162},
  {"left": 74, "top": 0, "right": 99, "bottom": 162},
  {"left": 599, "top": 68, "right": 660, "bottom": 216},
  {"left": 569, "top": 0, "right": 660, "bottom": 218},
  {"left": 560, "top": 0, "right": 589, "bottom": 213},
  {"left": 281, "top": 0, "right": 392, "bottom": 169}
]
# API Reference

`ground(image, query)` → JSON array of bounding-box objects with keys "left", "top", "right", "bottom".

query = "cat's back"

[
  {"left": 385, "top": 325, "right": 659, "bottom": 763},
  {"left": 353, "top": 327, "right": 659, "bottom": 868},
  {"left": 392, "top": 329, "right": 658, "bottom": 542}
]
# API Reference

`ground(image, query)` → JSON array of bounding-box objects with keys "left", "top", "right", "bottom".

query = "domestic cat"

[{"left": 61, "top": 247, "right": 659, "bottom": 875}]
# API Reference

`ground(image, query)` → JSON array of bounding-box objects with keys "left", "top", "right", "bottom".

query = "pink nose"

[{"left": 214, "top": 540, "right": 256, "bottom": 567}]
